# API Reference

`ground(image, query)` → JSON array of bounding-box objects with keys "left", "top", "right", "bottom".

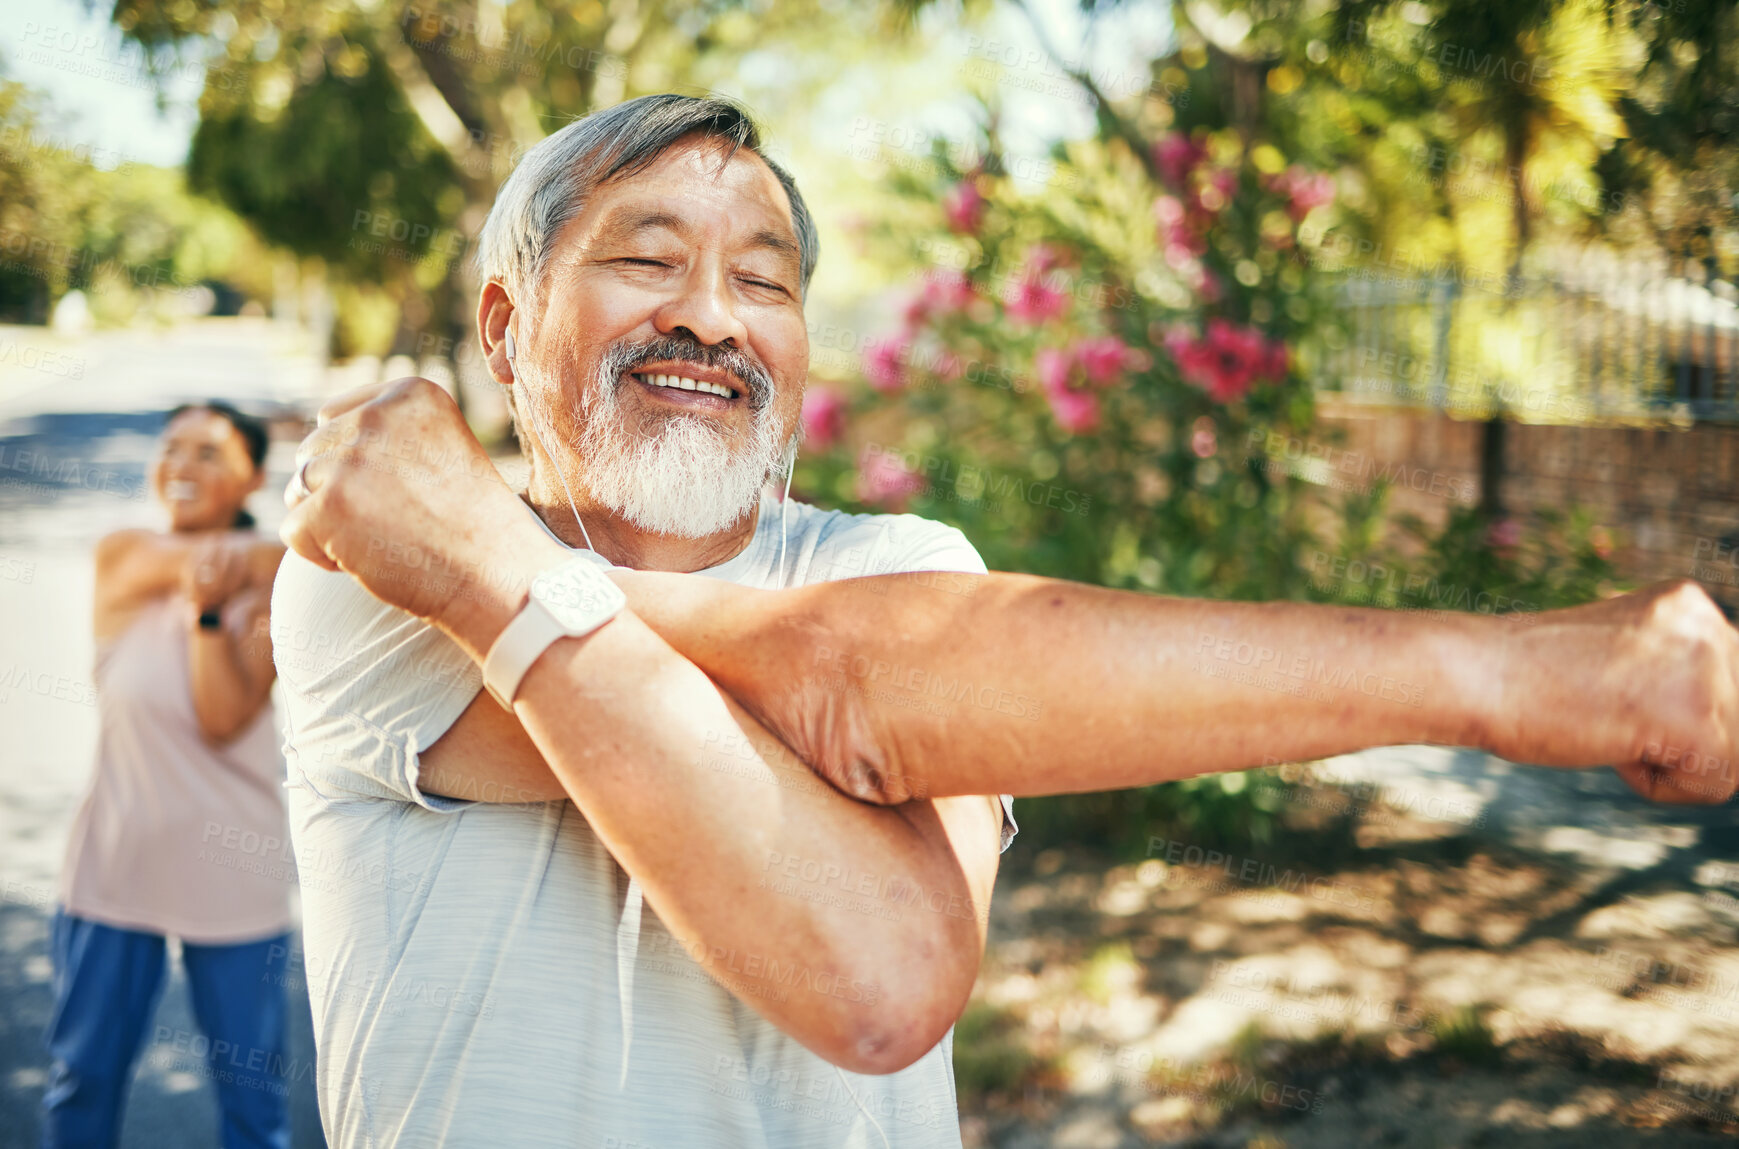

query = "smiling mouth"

[
  {"left": 165, "top": 480, "right": 200, "bottom": 502},
  {"left": 632, "top": 371, "right": 740, "bottom": 400}
]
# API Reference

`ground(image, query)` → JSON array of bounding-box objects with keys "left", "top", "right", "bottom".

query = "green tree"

[
  {"left": 0, "top": 66, "right": 271, "bottom": 325},
  {"left": 102, "top": 0, "right": 918, "bottom": 373}
]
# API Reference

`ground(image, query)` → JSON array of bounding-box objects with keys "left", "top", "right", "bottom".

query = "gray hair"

[{"left": 475, "top": 93, "right": 818, "bottom": 307}]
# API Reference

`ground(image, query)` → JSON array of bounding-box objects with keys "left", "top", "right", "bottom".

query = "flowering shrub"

[{"left": 796, "top": 107, "right": 1341, "bottom": 601}]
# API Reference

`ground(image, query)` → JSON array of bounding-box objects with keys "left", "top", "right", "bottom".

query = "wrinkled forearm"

[
  {"left": 611, "top": 569, "right": 1502, "bottom": 803},
  {"left": 455, "top": 596, "right": 991, "bottom": 1074},
  {"left": 188, "top": 608, "right": 274, "bottom": 744}
]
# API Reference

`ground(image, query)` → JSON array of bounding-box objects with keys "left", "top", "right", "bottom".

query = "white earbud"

[{"left": 503, "top": 330, "right": 517, "bottom": 372}]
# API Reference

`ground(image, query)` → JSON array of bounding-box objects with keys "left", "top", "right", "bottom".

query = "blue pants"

[{"left": 41, "top": 910, "right": 292, "bottom": 1149}]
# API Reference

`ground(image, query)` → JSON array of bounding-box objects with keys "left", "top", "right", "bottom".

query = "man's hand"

[
  {"left": 1495, "top": 579, "right": 1738, "bottom": 803},
  {"left": 280, "top": 378, "right": 565, "bottom": 653}
]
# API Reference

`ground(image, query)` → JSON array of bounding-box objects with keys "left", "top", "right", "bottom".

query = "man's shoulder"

[
  {"left": 271, "top": 551, "right": 482, "bottom": 805},
  {"left": 271, "top": 550, "right": 473, "bottom": 694},
  {"left": 273, "top": 549, "right": 375, "bottom": 613},
  {"left": 273, "top": 551, "right": 407, "bottom": 649},
  {"left": 785, "top": 500, "right": 987, "bottom": 581}
]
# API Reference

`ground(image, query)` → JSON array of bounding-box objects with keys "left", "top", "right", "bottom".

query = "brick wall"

[{"left": 1311, "top": 395, "right": 1739, "bottom": 609}]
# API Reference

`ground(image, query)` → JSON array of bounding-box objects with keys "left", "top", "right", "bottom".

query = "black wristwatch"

[{"left": 196, "top": 609, "right": 224, "bottom": 631}]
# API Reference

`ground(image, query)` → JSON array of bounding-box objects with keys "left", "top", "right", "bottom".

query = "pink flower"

[
  {"left": 942, "top": 181, "right": 985, "bottom": 233},
  {"left": 1154, "top": 195, "right": 1209, "bottom": 258},
  {"left": 1195, "top": 168, "right": 1237, "bottom": 214},
  {"left": 863, "top": 335, "right": 910, "bottom": 393},
  {"left": 1035, "top": 347, "right": 1075, "bottom": 395},
  {"left": 1190, "top": 418, "right": 1217, "bottom": 458},
  {"left": 921, "top": 269, "right": 977, "bottom": 315},
  {"left": 800, "top": 386, "right": 847, "bottom": 449},
  {"left": 1034, "top": 345, "right": 1112, "bottom": 433},
  {"left": 1165, "top": 320, "right": 1288, "bottom": 403},
  {"left": 856, "top": 446, "right": 926, "bottom": 510},
  {"left": 1045, "top": 386, "right": 1100, "bottom": 434},
  {"left": 1270, "top": 165, "right": 1335, "bottom": 221},
  {"left": 1026, "top": 244, "right": 1065, "bottom": 275},
  {"left": 1005, "top": 273, "right": 1070, "bottom": 326},
  {"left": 1487, "top": 518, "right": 1523, "bottom": 550},
  {"left": 1262, "top": 340, "right": 1288, "bottom": 381},
  {"left": 1153, "top": 133, "right": 1206, "bottom": 188},
  {"left": 1036, "top": 342, "right": 1122, "bottom": 433},
  {"left": 1074, "top": 336, "right": 1134, "bottom": 387}
]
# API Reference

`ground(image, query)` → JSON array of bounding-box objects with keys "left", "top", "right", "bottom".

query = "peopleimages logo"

[
  {"left": 0, "top": 339, "right": 85, "bottom": 378},
  {"left": 0, "top": 446, "right": 144, "bottom": 499}
]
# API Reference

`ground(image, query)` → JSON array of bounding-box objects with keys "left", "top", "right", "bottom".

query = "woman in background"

[{"left": 43, "top": 403, "right": 292, "bottom": 1149}]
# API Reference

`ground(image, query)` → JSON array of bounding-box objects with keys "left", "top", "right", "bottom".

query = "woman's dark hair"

[{"left": 166, "top": 402, "right": 270, "bottom": 529}]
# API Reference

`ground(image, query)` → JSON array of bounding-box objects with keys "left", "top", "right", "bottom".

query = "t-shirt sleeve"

[
  {"left": 860, "top": 514, "right": 1017, "bottom": 854},
  {"left": 270, "top": 552, "right": 483, "bottom": 811},
  {"left": 877, "top": 515, "right": 989, "bottom": 578}
]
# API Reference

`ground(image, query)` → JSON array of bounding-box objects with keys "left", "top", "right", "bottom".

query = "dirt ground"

[{"left": 957, "top": 786, "right": 1739, "bottom": 1148}]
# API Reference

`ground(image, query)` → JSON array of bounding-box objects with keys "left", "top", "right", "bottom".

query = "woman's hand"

[{"left": 182, "top": 536, "right": 254, "bottom": 617}]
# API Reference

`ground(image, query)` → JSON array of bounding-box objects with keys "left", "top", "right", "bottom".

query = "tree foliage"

[{"left": 0, "top": 70, "right": 271, "bottom": 325}]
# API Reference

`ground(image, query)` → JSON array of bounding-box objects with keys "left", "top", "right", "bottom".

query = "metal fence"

[{"left": 1323, "top": 257, "right": 1739, "bottom": 424}]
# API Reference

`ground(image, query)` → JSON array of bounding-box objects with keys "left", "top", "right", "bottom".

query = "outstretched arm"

[{"left": 612, "top": 568, "right": 1737, "bottom": 807}]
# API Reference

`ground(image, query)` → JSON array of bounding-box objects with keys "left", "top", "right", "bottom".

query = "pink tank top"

[{"left": 60, "top": 593, "right": 294, "bottom": 943}]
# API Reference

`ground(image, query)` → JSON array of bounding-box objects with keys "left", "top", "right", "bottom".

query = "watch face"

[{"left": 530, "top": 561, "right": 627, "bottom": 633}]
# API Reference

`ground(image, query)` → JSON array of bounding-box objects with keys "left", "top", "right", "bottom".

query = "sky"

[
  {"left": 0, "top": 0, "right": 1173, "bottom": 173},
  {"left": 0, "top": 0, "right": 203, "bottom": 168}
]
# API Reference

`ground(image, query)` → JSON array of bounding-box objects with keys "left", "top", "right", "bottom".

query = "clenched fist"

[
  {"left": 1495, "top": 579, "right": 1739, "bottom": 804},
  {"left": 280, "top": 378, "right": 568, "bottom": 654}
]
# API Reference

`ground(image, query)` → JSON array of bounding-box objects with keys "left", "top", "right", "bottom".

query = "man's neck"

[{"left": 524, "top": 487, "right": 762, "bottom": 574}]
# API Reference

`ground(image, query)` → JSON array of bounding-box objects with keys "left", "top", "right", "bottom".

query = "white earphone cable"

[
  {"left": 776, "top": 440, "right": 795, "bottom": 586},
  {"left": 505, "top": 326, "right": 596, "bottom": 554}
]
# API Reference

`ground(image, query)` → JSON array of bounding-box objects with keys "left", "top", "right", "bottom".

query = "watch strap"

[
  {"left": 481, "top": 558, "right": 624, "bottom": 709},
  {"left": 482, "top": 596, "right": 564, "bottom": 709}
]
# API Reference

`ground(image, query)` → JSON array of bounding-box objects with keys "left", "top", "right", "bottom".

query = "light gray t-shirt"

[{"left": 273, "top": 494, "right": 1016, "bottom": 1149}]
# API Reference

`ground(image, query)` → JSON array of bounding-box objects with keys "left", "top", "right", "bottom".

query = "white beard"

[{"left": 574, "top": 376, "right": 793, "bottom": 538}]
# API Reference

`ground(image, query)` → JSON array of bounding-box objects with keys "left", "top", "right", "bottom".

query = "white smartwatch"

[{"left": 481, "top": 556, "right": 626, "bottom": 708}]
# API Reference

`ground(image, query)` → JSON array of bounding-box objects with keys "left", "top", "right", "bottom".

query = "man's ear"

[{"left": 477, "top": 282, "right": 516, "bottom": 388}]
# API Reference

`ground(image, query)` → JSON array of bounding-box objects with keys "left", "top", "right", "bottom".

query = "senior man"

[
  {"left": 276, "top": 93, "right": 1739, "bottom": 1149},
  {"left": 273, "top": 94, "right": 1014, "bottom": 1149}
]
